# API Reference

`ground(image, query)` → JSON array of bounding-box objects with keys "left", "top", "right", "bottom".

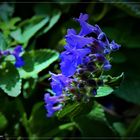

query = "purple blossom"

[
  {"left": 60, "top": 47, "right": 91, "bottom": 76},
  {"left": 44, "top": 73, "right": 72, "bottom": 117},
  {"left": 90, "top": 39, "right": 106, "bottom": 54},
  {"left": 44, "top": 93, "right": 64, "bottom": 117},
  {"left": 44, "top": 13, "right": 121, "bottom": 117},
  {"left": 103, "top": 49, "right": 110, "bottom": 55},
  {"left": 109, "top": 40, "right": 120, "bottom": 51},
  {"left": 0, "top": 45, "right": 24, "bottom": 68},
  {"left": 65, "top": 29, "right": 93, "bottom": 49},
  {"left": 103, "top": 60, "right": 112, "bottom": 71},
  {"left": 12, "top": 45, "right": 23, "bottom": 56},
  {"left": 93, "top": 53, "right": 106, "bottom": 62},
  {"left": 50, "top": 73, "right": 72, "bottom": 96},
  {"left": 2, "top": 50, "right": 10, "bottom": 56},
  {"left": 14, "top": 56, "right": 24, "bottom": 68},
  {"left": 11, "top": 45, "right": 24, "bottom": 68},
  {"left": 75, "top": 13, "right": 102, "bottom": 36}
]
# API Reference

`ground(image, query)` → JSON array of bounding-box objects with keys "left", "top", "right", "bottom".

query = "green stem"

[
  {"left": 15, "top": 99, "right": 33, "bottom": 139},
  {"left": 46, "top": 122, "right": 76, "bottom": 137}
]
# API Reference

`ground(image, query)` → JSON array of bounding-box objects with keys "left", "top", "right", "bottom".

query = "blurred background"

[{"left": 0, "top": 0, "right": 140, "bottom": 139}]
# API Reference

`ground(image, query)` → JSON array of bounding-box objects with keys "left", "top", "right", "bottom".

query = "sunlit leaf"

[
  {"left": 43, "top": 11, "right": 61, "bottom": 33},
  {"left": 23, "top": 17, "right": 49, "bottom": 43},
  {"left": 0, "top": 32, "right": 7, "bottom": 50},
  {"left": 95, "top": 85, "right": 114, "bottom": 97},
  {"left": 19, "top": 49, "right": 59, "bottom": 79},
  {"left": 74, "top": 102, "right": 116, "bottom": 137},
  {"left": 0, "top": 62, "right": 21, "bottom": 97}
]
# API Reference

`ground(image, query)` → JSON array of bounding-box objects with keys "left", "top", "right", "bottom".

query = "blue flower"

[
  {"left": 90, "top": 39, "right": 107, "bottom": 55},
  {"left": 2, "top": 50, "right": 10, "bottom": 56},
  {"left": 75, "top": 13, "right": 102, "bottom": 36},
  {"left": 14, "top": 56, "right": 25, "bottom": 68},
  {"left": 13, "top": 45, "right": 23, "bottom": 55},
  {"left": 11, "top": 45, "right": 25, "bottom": 68},
  {"left": 65, "top": 28, "right": 93, "bottom": 49},
  {"left": 0, "top": 45, "right": 24, "bottom": 68},
  {"left": 50, "top": 73, "right": 72, "bottom": 96},
  {"left": 103, "top": 60, "right": 112, "bottom": 71},
  {"left": 109, "top": 40, "right": 121, "bottom": 51},
  {"left": 0, "top": 50, "right": 10, "bottom": 58},
  {"left": 44, "top": 73, "right": 72, "bottom": 117},
  {"left": 103, "top": 49, "right": 110, "bottom": 55},
  {"left": 93, "top": 53, "right": 106, "bottom": 62},
  {"left": 92, "top": 54, "right": 112, "bottom": 71},
  {"left": 98, "top": 32, "right": 110, "bottom": 46},
  {"left": 60, "top": 26, "right": 93, "bottom": 77},
  {"left": 60, "top": 47, "right": 91, "bottom": 76},
  {"left": 44, "top": 13, "right": 121, "bottom": 117},
  {"left": 44, "top": 93, "right": 63, "bottom": 117}
]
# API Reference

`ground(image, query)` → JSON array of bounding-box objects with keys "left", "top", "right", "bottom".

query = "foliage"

[{"left": 0, "top": 1, "right": 140, "bottom": 140}]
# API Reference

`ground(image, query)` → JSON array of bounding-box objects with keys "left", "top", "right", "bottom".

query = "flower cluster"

[
  {"left": 0, "top": 45, "right": 24, "bottom": 68},
  {"left": 44, "top": 73, "right": 72, "bottom": 117},
  {"left": 44, "top": 13, "right": 121, "bottom": 117}
]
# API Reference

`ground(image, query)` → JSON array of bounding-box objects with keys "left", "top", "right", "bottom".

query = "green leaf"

[
  {"left": 10, "top": 17, "right": 49, "bottom": 46},
  {"left": 0, "top": 112, "right": 8, "bottom": 131},
  {"left": 1, "top": 98, "right": 28, "bottom": 136},
  {"left": 0, "top": 3, "right": 14, "bottom": 21},
  {"left": 95, "top": 85, "right": 114, "bottom": 97},
  {"left": 0, "top": 32, "right": 7, "bottom": 50},
  {"left": 23, "top": 17, "right": 49, "bottom": 43},
  {"left": 23, "top": 78, "right": 37, "bottom": 98},
  {"left": 87, "top": 102, "right": 106, "bottom": 121},
  {"left": 19, "top": 49, "right": 59, "bottom": 79},
  {"left": 10, "top": 28, "right": 24, "bottom": 43},
  {"left": 115, "top": 73, "right": 140, "bottom": 104},
  {"left": 46, "top": 122, "right": 75, "bottom": 137},
  {"left": 125, "top": 115, "right": 140, "bottom": 137},
  {"left": 58, "top": 99, "right": 94, "bottom": 119},
  {"left": 104, "top": 73, "right": 124, "bottom": 88},
  {"left": 112, "top": 0, "right": 140, "bottom": 18},
  {"left": 33, "top": 6, "right": 61, "bottom": 36},
  {"left": 43, "top": 11, "right": 61, "bottom": 33},
  {"left": 9, "top": 17, "right": 21, "bottom": 29},
  {"left": 28, "top": 103, "right": 75, "bottom": 137},
  {"left": 73, "top": 102, "right": 116, "bottom": 137},
  {"left": 0, "top": 62, "right": 21, "bottom": 97},
  {"left": 115, "top": 50, "right": 140, "bottom": 104},
  {"left": 113, "top": 122, "right": 126, "bottom": 136},
  {"left": 0, "top": 17, "right": 21, "bottom": 31},
  {"left": 99, "top": 0, "right": 140, "bottom": 18},
  {"left": 57, "top": 102, "right": 80, "bottom": 119},
  {"left": 18, "top": 15, "right": 46, "bottom": 27},
  {"left": 28, "top": 102, "right": 62, "bottom": 137}
]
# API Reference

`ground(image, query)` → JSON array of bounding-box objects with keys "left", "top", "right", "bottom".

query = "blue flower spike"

[
  {"left": 44, "top": 13, "right": 121, "bottom": 117},
  {"left": 44, "top": 93, "right": 64, "bottom": 117}
]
